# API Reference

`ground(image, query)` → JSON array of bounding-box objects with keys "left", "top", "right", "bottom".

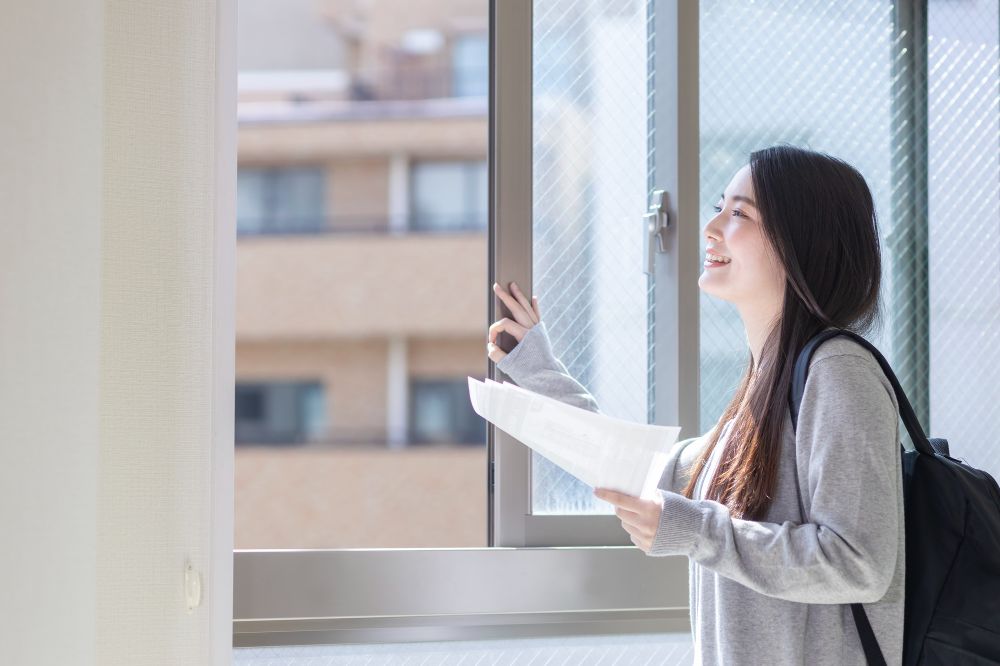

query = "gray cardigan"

[{"left": 495, "top": 321, "right": 905, "bottom": 665}]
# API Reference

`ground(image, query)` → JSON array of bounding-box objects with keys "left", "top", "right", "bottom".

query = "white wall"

[{"left": 0, "top": 1, "right": 235, "bottom": 664}]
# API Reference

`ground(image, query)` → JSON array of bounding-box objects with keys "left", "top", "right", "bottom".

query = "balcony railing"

[
  {"left": 351, "top": 63, "right": 489, "bottom": 102},
  {"left": 237, "top": 64, "right": 490, "bottom": 124},
  {"left": 236, "top": 213, "right": 487, "bottom": 237},
  {"left": 238, "top": 64, "right": 488, "bottom": 104},
  {"left": 234, "top": 429, "right": 487, "bottom": 449}
]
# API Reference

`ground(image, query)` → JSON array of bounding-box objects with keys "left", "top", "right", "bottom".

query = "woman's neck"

[{"left": 737, "top": 300, "right": 781, "bottom": 373}]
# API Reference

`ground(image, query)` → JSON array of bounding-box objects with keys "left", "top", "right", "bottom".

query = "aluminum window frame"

[
  {"left": 888, "top": 0, "right": 930, "bottom": 441},
  {"left": 232, "top": 0, "right": 699, "bottom": 648},
  {"left": 490, "top": 0, "right": 700, "bottom": 548}
]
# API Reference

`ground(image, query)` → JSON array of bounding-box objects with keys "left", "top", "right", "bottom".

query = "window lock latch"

[{"left": 643, "top": 189, "right": 671, "bottom": 275}]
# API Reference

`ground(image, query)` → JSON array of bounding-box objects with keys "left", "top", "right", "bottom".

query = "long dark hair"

[{"left": 681, "top": 144, "right": 884, "bottom": 520}]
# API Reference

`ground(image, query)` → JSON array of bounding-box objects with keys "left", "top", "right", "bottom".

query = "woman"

[{"left": 486, "top": 145, "right": 905, "bottom": 665}]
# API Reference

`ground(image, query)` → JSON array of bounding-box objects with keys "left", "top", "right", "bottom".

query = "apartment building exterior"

[{"left": 235, "top": 0, "right": 490, "bottom": 549}]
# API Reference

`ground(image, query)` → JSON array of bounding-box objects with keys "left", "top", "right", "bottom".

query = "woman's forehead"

[
  {"left": 722, "top": 164, "right": 754, "bottom": 199},
  {"left": 728, "top": 164, "right": 752, "bottom": 189}
]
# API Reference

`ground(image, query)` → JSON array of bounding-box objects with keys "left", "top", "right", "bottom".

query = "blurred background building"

[{"left": 235, "top": 0, "right": 489, "bottom": 549}]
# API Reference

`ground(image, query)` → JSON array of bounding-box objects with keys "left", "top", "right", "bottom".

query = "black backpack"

[{"left": 789, "top": 328, "right": 1000, "bottom": 665}]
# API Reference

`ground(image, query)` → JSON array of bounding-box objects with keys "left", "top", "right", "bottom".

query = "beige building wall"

[
  {"left": 236, "top": 234, "right": 487, "bottom": 338},
  {"left": 328, "top": 158, "right": 391, "bottom": 227},
  {"left": 235, "top": 447, "right": 488, "bottom": 549},
  {"left": 238, "top": 117, "right": 488, "bottom": 162},
  {"left": 410, "top": 337, "right": 487, "bottom": 378}
]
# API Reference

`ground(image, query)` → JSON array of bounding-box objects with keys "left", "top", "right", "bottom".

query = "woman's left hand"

[{"left": 594, "top": 487, "right": 664, "bottom": 554}]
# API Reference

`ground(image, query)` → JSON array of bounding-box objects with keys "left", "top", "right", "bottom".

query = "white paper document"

[{"left": 467, "top": 376, "right": 682, "bottom": 500}]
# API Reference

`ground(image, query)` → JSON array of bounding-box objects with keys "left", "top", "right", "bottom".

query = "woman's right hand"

[{"left": 487, "top": 281, "right": 542, "bottom": 364}]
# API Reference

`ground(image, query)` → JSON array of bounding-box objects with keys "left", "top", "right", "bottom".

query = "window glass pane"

[
  {"left": 270, "top": 167, "right": 326, "bottom": 232},
  {"left": 410, "top": 379, "right": 486, "bottom": 445},
  {"left": 235, "top": 381, "right": 325, "bottom": 444},
  {"left": 300, "top": 382, "right": 327, "bottom": 441},
  {"left": 235, "top": 385, "right": 265, "bottom": 422},
  {"left": 452, "top": 32, "right": 489, "bottom": 97},
  {"left": 531, "top": 0, "right": 652, "bottom": 514},
  {"left": 236, "top": 168, "right": 267, "bottom": 234},
  {"left": 236, "top": 167, "right": 326, "bottom": 233},
  {"left": 472, "top": 160, "right": 489, "bottom": 227},
  {"left": 927, "top": 0, "right": 999, "bottom": 477},
  {"left": 236, "top": 0, "right": 489, "bottom": 548},
  {"left": 237, "top": 166, "right": 326, "bottom": 234},
  {"left": 410, "top": 160, "right": 485, "bottom": 230},
  {"left": 411, "top": 380, "right": 454, "bottom": 442}
]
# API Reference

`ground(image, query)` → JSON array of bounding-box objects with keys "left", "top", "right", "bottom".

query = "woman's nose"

[{"left": 703, "top": 216, "right": 723, "bottom": 242}]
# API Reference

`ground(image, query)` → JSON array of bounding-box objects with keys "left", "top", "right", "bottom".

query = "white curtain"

[{"left": 0, "top": 1, "right": 235, "bottom": 664}]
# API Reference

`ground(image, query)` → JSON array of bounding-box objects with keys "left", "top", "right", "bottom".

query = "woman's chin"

[
  {"left": 698, "top": 275, "right": 731, "bottom": 301},
  {"left": 697, "top": 272, "right": 716, "bottom": 292}
]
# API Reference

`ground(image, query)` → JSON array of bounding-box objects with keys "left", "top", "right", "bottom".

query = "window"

[
  {"left": 409, "top": 160, "right": 488, "bottom": 231},
  {"left": 409, "top": 378, "right": 487, "bottom": 445},
  {"left": 452, "top": 32, "right": 489, "bottom": 97},
  {"left": 235, "top": 380, "right": 326, "bottom": 444},
  {"left": 236, "top": 0, "right": 694, "bottom": 646},
  {"left": 237, "top": 166, "right": 326, "bottom": 234},
  {"left": 235, "top": 0, "right": 1000, "bottom": 651},
  {"left": 926, "top": 0, "right": 999, "bottom": 473}
]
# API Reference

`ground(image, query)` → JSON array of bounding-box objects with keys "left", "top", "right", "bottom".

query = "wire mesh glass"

[
  {"left": 530, "top": 0, "right": 654, "bottom": 514},
  {"left": 926, "top": 0, "right": 999, "bottom": 478}
]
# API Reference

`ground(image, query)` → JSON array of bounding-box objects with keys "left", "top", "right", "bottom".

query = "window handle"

[{"left": 643, "top": 189, "right": 671, "bottom": 275}]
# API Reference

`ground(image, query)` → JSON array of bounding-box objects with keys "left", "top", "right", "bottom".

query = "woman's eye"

[{"left": 712, "top": 204, "right": 746, "bottom": 219}]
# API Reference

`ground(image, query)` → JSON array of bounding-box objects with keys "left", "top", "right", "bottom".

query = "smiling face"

[{"left": 698, "top": 164, "right": 786, "bottom": 311}]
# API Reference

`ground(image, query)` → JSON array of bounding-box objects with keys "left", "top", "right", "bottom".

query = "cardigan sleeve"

[
  {"left": 497, "top": 320, "right": 709, "bottom": 490},
  {"left": 494, "top": 320, "right": 601, "bottom": 413},
  {"left": 647, "top": 353, "right": 901, "bottom": 605}
]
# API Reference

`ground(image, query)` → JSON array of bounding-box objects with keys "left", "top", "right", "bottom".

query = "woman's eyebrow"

[{"left": 720, "top": 191, "right": 757, "bottom": 208}]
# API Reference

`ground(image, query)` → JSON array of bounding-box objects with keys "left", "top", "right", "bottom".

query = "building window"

[
  {"left": 235, "top": 381, "right": 326, "bottom": 445},
  {"left": 409, "top": 379, "right": 486, "bottom": 445},
  {"left": 409, "top": 160, "right": 488, "bottom": 231},
  {"left": 451, "top": 32, "right": 488, "bottom": 98},
  {"left": 237, "top": 166, "right": 326, "bottom": 234}
]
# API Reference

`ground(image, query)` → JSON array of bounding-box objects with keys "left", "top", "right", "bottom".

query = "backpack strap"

[
  {"left": 788, "top": 328, "right": 925, "bottom": 666},
  {"left": 789, "top": 328, "right": 935, "bottom": 456},
  {"left": 851, "top": 603, "right": 888, "bottom": 666}
]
